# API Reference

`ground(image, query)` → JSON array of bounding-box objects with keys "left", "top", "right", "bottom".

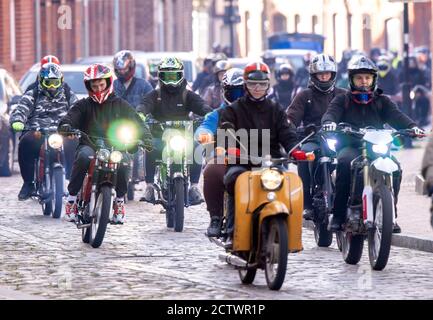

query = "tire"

[
  {"left": 368, "top": 184, "right": 393, "bottom": 271},
  {"left": 41, "top": 163, "right": 52, "bottom": 216},
  {"left": 264, "top": 217, "right": 288, "bottom": 290},
  {"left": 238, "top": 268, "right": 257, "bottom": 284},
  {"left": 89, "top": 186, "right": 111, "bottom": 248},
  {"left": 82, "top": 205, "right": 91, "bottom": 244},
  {"left": 51, "top": 167, "right": 64, "bottom": 219},
  {"left": 173, "top": 178, "right": 185, "bottom": 232},
  {"left": 127, "top": 181, "right": 135, "bottom": 201},
  {"left": 314, "top": 221, "right": 333, "bottom": 247},
  {"left": 341, "top": 231, "right": 364, "bottom": 265}
]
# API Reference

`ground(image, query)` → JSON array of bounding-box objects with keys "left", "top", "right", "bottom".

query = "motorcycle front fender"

[{"left": 371, "top": 157, "right": 399, "bottom": 174}]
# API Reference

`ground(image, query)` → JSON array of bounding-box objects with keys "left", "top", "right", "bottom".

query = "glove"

[
  {"left": 138, "top": 112, "right": 146, "bottom": 122},
  {"left": 11, "top": 122, "right": 24, "bottom": 132},
  {"left": 412, "top": 126, "right": 426, "bottom": 136},
  {"left": 290, "top": 149, "right": 307, "bottom": 161},
  {"left": 197, "top": 132, "right": 213, "bottom": 144},
  {"left": 322, "top": 122, "right": 337, "bottom": 132}
]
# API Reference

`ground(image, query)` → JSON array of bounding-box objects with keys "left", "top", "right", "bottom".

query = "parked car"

[
  {"left": 19, "top": 64, "right": 89, "bottom": 100},
  {"left": 0, "top": 68, "right": 22, "bottom": 176},
  {"left": 74, "top": 55, "right": 150, "bottom": 81}
]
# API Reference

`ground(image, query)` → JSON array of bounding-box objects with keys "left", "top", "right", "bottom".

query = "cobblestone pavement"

[{"left": 1, "top": 174, "right": 433, "bottom": 300}]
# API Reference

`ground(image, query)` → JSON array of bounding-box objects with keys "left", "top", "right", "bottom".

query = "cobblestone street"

[{"left": 0, "top": 173, "right": 433, "bottom": 300}]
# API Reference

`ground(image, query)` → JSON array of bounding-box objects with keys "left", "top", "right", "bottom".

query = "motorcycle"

[
  {"left": 297, "top": 124, "right": 337, "bottom": 247},
  {"left": 143, "top": 119, "right": 202, "bottom": 232},
  {"left": 331, "top": 123, "right": 422, "bottom": 270},
  {"left": 25, "top": 126, "right": 66, "bottom": 218},
  {"left": 210, "top": 124, "right": 314, "bottom": 290},
  {"left": 69, "top": 127, "right": 142, "bottom": 248}
]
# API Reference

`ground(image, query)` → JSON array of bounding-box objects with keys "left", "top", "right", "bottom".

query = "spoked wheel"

[
  {"left": 341, "top": 230, "right": 364, "bottom": 265},
  {"left": 51, "top": 167, "right": 64, "bottom": 218},
  {"left": 264, "top": 217, "right": 288, "bottom": 290},
  {"left": 173, "top": 178, "right": 184, "bottom": 232},
  {"left": 238, "top": 252, "right": 257, "bottom": 284},
  {"left": 368, "top": 184, "right": 393, "bottom": 271},
  {"left": 314, "top": 220, "right": 333, "bottom": 247},
  {"left": 81, "top": 205, "right": 91, "bottom": 244},
  {"left": 40, "top": 163, "right": 52, "bottom": 216},
  {"left": 89, "top": 186, "right": 111, "bottom": 248}
]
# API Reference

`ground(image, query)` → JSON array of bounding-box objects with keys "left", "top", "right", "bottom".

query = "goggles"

[
  {"left": 159, "top": 71, "right": 183, "bottom": 85},
  {"left": 42, "top": 78, "right": 62, "bottom": 89},
  {"left": 246, "top": 80, "right": 269, "bottom": 90}
]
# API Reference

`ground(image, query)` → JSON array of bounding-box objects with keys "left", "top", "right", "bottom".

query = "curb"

[{"left": 303, "top": 220, "right": 433, "bottom": 254}]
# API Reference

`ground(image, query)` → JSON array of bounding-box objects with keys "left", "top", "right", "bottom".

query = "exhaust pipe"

[{"left": 218, "top": 253, "right": 248, "bottom": 268}]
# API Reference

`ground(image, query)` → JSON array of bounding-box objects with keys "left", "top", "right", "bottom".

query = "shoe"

[
  {"left": 112, "top": 202, "right": 125, "bottom": 224},
  {"left": 329, "top": 215, "right": 344, "bottom": 232},
  {"left": 206, "top": 216, "right": 222, "bottom": 237},
  {"left": 303, "top": 209, "right": 314, "bottom": 221},
  {"left": 189, "top": 185, "right": 204, "bottom": 205},
  {"left": 64, "top": 201, "right": 78, "bottom": 222},
  {"left": 224, "top": 235, "right": 233, "bottom": 249},
  {"left": 18, "top": 182, "right": 35, "bottom": 201},
  {"left": 140, "top": 185, "right": 155, "bottom": 202},
  {"left": 392, "top": 222, "right": 401, "bottom": 234}
]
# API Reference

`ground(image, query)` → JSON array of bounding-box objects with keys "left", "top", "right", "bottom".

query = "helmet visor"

[
  {"left": 159, "top": 71, "right": 183, "bottom": 85},
  {"left": 42, "top": 78, "right": 62, "bottom": 89}
]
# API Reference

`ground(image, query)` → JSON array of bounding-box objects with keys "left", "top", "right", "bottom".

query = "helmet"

[
  {"left": 40, "top": 55, "right": 60, "bottom": 67},
  {"left": 308, "top": 54, "right": 337, "bottom": 93},
  {"left": 347, "top": 55, "right": 378, "bottom": 104},
  {"left": 39, "top": 63, "right": 63, "bottom": 95},
  {"left": 157, "top": 57, "right": 184, "bottom": 87},
  {"left": 113, "top": 50, "right": 136, "bottom": 82},
  {"left": 214, "top": 60, "right": 231, "bottom": 75},
  {"left": 376, "top": 55, "right": 391, "bottom": 78},
  {"left": 243, "top": 62, "right": 271, "bottom": 101},
  {"left": 276, "top": 63, "right": 294, "bottom": 81},
  {"left": 84, "top": 63, "right": 114, "bottom": 104},
  {"left": 221, "top": 68, "right": 244, "bottom": 104}
]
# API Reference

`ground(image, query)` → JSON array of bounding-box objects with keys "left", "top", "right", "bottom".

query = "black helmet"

[
  {"left": 308, "top": 54, "right": 337, "bottom": 93},
  {"left": 276, "top": 63, "right": 294, "bottom": 81},
  {"left": 347, "top": 55, "right": 378, "bottom": 92}
]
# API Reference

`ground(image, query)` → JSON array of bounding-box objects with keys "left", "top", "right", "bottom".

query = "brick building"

[{"left": 0, "top": 0, "right": 193, "bottom": 79}]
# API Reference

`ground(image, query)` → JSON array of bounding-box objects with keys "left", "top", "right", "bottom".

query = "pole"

[{"left": 402, "top": 2, "right": 413, "bottom": 148}]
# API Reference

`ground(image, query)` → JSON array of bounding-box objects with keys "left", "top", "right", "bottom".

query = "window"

[
  {"left": 363, "top": 14, "right": 372, "bottom": 53},
  {"left": 273, "top": 13, "right": 287, "bottom": 33},
  {"left": 312, "top": 15, "right": 319, "bottom": 34},
  {"left": 294, "top": 14, "right": 300, "bottom": 33},
  {"left": 385, "top": 18, "right": 402, "bottom": 51}
]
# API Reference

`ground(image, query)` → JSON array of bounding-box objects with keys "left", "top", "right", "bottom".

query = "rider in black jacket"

[
  {"left": 59, "top": 63, "right": 152, "bottom": 224},
  {"left": 321, "top": 56, "right": 424, "bottom": 233},
  {"left": 287, "top": 53, "right": 347, "bottom": 221},
  {"left": 137, "top": 57, "right": 212, "bottom": 205}
]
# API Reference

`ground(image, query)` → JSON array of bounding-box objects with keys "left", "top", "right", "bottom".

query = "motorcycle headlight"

[
  {"left": 326, "top": 139, "right": 337, "bottom": 152},
  {"left": 48, "top": 133, "right": 63, "bottom": 149},
  {"left": 110, "top": 151, "right": 122, "bottom": 163},
  {"left": 98, "top": 149, "right": 111, "bottom": 162},
  {"left": 372, "top": 144, "right": 389, "bottom": 155},
  {"left": 261, "top": 169, "right": 283, "bottom": 191},
  {"left": 169, "top": 135, "right": 186, "bottom": 151}
]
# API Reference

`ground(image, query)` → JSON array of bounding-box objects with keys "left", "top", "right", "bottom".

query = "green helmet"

[{"left": 158, "top": 57, "right": 184, "bottom": 87}]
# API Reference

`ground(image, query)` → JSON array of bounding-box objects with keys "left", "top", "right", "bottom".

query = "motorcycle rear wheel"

[{"left": 341, "top": 231, "right": 364, "bottom": 265}]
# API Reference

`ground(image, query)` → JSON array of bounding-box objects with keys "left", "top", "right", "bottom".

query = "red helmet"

[
  {"left": 84, "top": 64, "right": 114, "bottom": 104},
  {"left": 243, "top": 62, "right": 271, "bottom": 81},
  {"left": 40, "top": 55, "right": 60, "bottom": 67}
]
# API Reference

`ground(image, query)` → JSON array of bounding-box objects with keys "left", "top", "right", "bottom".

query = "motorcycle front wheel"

[
  {"left": 173, "top": 178, "right": 185, "bottom": 232},
  {"left": 89, "top": 186, "right": 111, "bottom": 248},
  {"left": 368, "top": 184, "right": 393, "bottom": 271},
  {"left": 314, "top": 220, "right": 333, "bottom": 247},
  {"left": 264, "top": 217, "right": 288, "bottom": 290},
  {"left": 51, "top": 167, "right": 64, "bottom": 219}
]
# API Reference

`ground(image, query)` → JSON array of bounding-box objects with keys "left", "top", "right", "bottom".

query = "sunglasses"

[
  {"left": 246, "top": 81, "right": 269, "bottom": 90},
  {"left": 42, "top": 78, "right": 62, "bottom": 89}
]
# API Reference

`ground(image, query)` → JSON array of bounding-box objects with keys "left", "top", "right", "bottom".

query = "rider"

[
  {"left": 220, "top": 62, "right": 305, "bottom": 247},
  {"left": 113, "top": 50, "right": 153, "bottom": 187},
  {"left": 202, "top": 59, "right": 231, "bottom": 109},
  {"left": 321, "top": 55, "right": 424, "bottom": 233},
  {"left": 269, "top": 63, "right": 296, "bottom": 111},
  {"left": 58, "top": 63, "right": 152, "bottom": 224},
  {"left": 10, "top": 63, "right": 78, "bottom": 200},
  {"left": 137, "top": 57, "right": 212, "bottom": 205},
  {"left": 195, "top": 68, "right": 245, "bottom": 237},
  {"left": 287, "top": 53, "right": 347, "bottom": 221}
]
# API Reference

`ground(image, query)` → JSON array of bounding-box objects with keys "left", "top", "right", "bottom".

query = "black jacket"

[
  {"left": 287, "top": 86, "right": 347, "bottom": 127},
  {"left": 58, "top": 93, "right": 150, "bottom": 153},
  {"left": 137, "top": 80, "right": 212, "bottom": 122},
  {"left": 219, "top": 96, "right": 298, "bottom": 165},
  {"left": 322, "top": 91, "right": 416, "bottom": 130}
]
